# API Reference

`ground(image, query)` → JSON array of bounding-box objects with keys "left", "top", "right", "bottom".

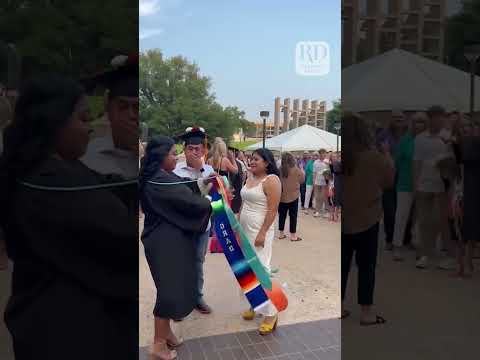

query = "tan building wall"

[
  {"left": 342, "top": 0, "right": 446, "bottom": 68},
  {"left": 273, "top": 97, "right": 327, "bottom": 133},
  {"left": 254, "top": 123, "right": 282, "bottom": 139}
]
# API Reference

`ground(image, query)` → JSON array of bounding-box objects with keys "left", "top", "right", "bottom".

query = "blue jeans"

[{"left": 196, "top": 231, "right": 210, "bottom": 302}]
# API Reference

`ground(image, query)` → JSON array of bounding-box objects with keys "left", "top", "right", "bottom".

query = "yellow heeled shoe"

[
  {"left": 259, "top": 316, "right": 278, "bottom": 336},
  {"left": 242, "top": 309, "right": 255, "bottom": 321}
]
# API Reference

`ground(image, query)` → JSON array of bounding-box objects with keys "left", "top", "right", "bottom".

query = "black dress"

[
  {"left": 140, "top": 170, "right": 212, "bottom": 319},
  {"left": 331, "top": 161, "right": 343, "bottom": 207},
  {"left": 460, "top": 138, "right": 480, "bottom": 242},
  {"left": 3, "top": 158, "right": 138, "bottom": 360}
]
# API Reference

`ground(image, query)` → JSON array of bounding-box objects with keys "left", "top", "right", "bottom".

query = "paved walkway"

[
  {"left": 139, "top": 212, "right": 341, "bottom": 347},
  {"left": 342, "top": 224, "right": 480, "bottom": 359},
  {"left": 139, "top": 320, "right": 340, "bottom": 360}
]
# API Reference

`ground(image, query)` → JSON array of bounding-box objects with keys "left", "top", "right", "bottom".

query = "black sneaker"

[{"left": 196, "top": 299, "right": 212, "bottom": 314}]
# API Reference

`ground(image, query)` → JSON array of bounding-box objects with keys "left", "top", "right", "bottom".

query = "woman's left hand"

[{"left": 254, "top": 231, "right": 266, "bottom": 248}]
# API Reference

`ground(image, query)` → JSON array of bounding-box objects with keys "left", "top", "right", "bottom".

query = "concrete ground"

[
  {"left": 342, "top": 223, "right": 480, "bottom": 360},
  {"left": 139, "top": 211, "right": 342, "bottom": 347},
  {"left": 2, "top": 219, "right": 478, "bottom": 359}
]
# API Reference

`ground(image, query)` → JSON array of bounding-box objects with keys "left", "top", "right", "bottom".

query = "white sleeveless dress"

[{"left": 239, "top": 175, "right": 277, "bottom": 316}]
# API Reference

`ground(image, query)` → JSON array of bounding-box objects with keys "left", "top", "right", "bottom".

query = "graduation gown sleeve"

[{"left": 143, "top": 173, "right": 212, "bottom": 234}]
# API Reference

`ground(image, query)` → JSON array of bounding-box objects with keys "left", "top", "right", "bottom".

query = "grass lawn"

[
  {"left": 230, "top": 140, "right": 258, "bottom": 150},
  {"left": 173, "top": 141, "right": 258, "bottom": 155}
]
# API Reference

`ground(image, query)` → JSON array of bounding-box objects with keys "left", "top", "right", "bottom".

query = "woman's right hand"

[{"left": 197, "top": 178, "right": 213, "bottom": 196}]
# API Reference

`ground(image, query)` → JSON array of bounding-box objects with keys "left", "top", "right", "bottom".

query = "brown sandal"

[{"left": 291, "top": 237, "right": 303, "bottom": 242}]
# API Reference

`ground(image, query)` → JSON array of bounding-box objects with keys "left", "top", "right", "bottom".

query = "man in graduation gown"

[
  {"left": 80, "top": 53, "right": 139, "bottom": 215},
  {"left": 173, "top": 127, "right": 215, "bottom": 316}
]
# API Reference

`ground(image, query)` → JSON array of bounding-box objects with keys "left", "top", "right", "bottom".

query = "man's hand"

[{"left": 197, "top": 178, "right": 213, "bottom": 196}]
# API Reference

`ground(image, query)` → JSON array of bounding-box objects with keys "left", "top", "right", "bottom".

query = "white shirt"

[
  {"left": 414, "top": 131, "right": 449, "bottom": 193},
  {"left": 313, "top": 159, "right": 329, "bottom": 186},
  {"left": 173, "top": 161, "right": 215, "bottom": 180},
  {"left": 174, "top": 161, "right": 214, "bottom": 232},
  {"left": 81, "top": 131, "right": 138, "bottom": 178}
]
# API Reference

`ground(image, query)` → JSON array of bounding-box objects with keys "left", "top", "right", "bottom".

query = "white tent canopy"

[
  {"left": 342, "top": 48, "right": 480, "bottom": 113},
  {"left": 246, "top": 125, "right": 341, "bottom": 152}
]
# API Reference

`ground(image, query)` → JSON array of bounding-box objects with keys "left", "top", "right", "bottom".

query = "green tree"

[
  {"left": 445, "top": 0, "right": 480, "bottom": 73},
  {"left": 0, "top": 0, "right": 138, "bottom": 80},
  {"left": 140, "top": 50, "right": 248, "bottom": 142},
  {"left": 326, "top": 100, "right": 341, "bottom": 134}
]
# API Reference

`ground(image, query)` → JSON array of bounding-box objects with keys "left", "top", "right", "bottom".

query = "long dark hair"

[
  {"left": 253, "top": 148, "right": 280, "bottom": 177},
  {"left": 0, "top": 74, "right": 85, "bottom": 225},
  {"left": 280, "top": 152, "right": 295, "bottom": 178},
  {"left": 138, "top": 135, "right": 175, "bottom": 195},
  {"left": 342, "top": 112, "right": 373, "bottom": 176}
]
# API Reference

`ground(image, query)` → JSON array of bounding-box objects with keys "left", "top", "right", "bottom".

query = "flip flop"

[
  {"left": 360, "top": 315, "right": 386, "bottom": 326},
  {"left": 166, "top": 336, "right": 184, "bottom": 349},
  {"left": 278, "top": 235, "right": 287, "bottom": 239},
  {"left": 290, "top": 237, "right": 303, "bottom": 242}
]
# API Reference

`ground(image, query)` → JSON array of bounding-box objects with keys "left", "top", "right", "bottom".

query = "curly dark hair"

[
  {"left": 139, "top": 135, "right": 175, "bottom": 194},
  {"left": 0, "top": 74, "right": 84, "bottom": 225}
]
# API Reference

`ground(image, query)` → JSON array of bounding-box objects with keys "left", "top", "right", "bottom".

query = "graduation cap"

[
  {"left": 176, "top": 126, "right": 208, "bottom": 146},
  {"left": 80, "top": 53, "right": 138, "bottom": 98}
]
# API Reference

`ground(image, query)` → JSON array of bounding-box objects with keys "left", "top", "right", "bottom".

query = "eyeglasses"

[{"left": 186, "top": 145, "right": 203, "bottom": 153}]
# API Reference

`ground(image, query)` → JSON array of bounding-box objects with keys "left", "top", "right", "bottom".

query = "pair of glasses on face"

[{"left": 186, "top": 145, "right": 203, "bottom": 153}]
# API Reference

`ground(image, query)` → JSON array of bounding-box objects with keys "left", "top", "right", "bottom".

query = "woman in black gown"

[
  {"left": 139, "top": 136, "right": 213, "bottom": 360},
  {"left": 0, "top": 75, "right": 138, "bottom": 359}
]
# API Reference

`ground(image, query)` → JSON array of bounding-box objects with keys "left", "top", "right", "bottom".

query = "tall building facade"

[
  {"left": 342, "top": 0, "right": 446, "bottom": 68},
  {"left": 254, "top": 123, "right": 280, "bottom": 139},
  {"left": 273, "top": 97, "right": 327, "bottom": 135}
]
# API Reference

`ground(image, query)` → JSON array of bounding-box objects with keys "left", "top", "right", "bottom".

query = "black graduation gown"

[
  {"left": 140, "top": 170, "right": 212, "bottom": 319},
  {"left": 3, "top": 158, "right": 138, "bottom": 360}
]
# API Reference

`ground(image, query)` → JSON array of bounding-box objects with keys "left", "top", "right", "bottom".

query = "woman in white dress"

[{"left": 239, "top": 148, "right": 281, "bottom": 335}]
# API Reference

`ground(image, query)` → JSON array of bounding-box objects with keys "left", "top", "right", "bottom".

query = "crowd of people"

[
  {"left": 341, "top": 107, "right": 480, "bottom": 327},
  {"left": 137, "top": 128, "right": 343, "bottom": 358},
  {"left": 374, "top": 107, "right": 480, "bottom": 274},
  {"left": 139, "top": 129, "right": 283, "bottom": 359}
]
